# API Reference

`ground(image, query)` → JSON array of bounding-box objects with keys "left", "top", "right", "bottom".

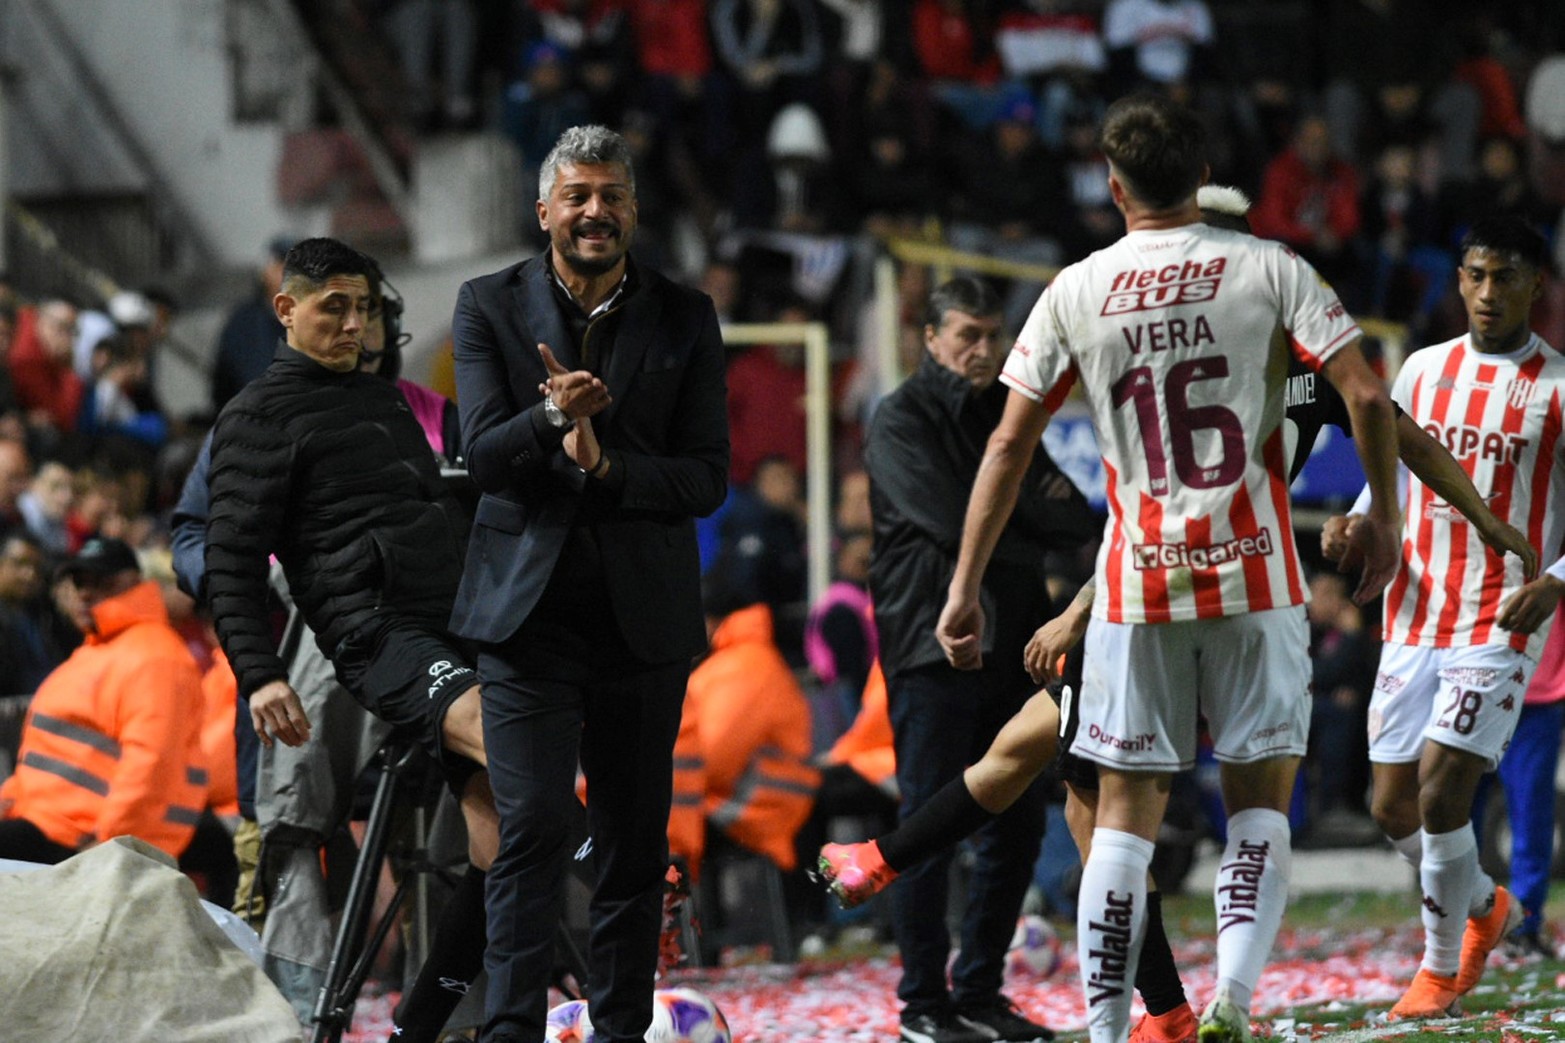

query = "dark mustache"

[{"left": 576, "top": 222, "right": 619, "bottom": 236}]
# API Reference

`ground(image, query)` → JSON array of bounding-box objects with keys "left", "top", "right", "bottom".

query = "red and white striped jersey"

[
  {"left": 1383, "top": 332, "right": 1565, "bottom": 658},
  {"left": 1003, "top": 224, "right": 1360, "bottom": 624}
]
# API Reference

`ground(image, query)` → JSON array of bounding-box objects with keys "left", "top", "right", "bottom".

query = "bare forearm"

[
  {"left": 1345, "top": 392, "right": 1399, "bottom": 522},
  {"left": 1397, "top": 415, "right": 1487, "bottom": 529}
]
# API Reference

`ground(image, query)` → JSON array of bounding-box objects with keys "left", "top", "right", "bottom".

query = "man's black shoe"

[
  {"left": 899, "top": 1011, "right": 993, "bottom": 1043},
  {"left": 954, "top": 995, "right": 1057, "bottom": 1042},
  {"left": 1504, "top": 929, "right": 1556, "bottom": 960}
]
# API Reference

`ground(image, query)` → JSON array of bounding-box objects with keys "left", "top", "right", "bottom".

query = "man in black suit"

[{"left": 450, "top": 124, "right": 729, "bottom": 1043}]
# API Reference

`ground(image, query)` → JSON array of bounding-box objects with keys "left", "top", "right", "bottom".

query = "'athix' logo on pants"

[{"left": 426, "top": 660, "right": 474, "bottom": 699}]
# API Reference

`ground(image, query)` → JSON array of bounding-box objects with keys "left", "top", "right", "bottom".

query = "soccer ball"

[
  {"left": 545, "top": 998, "right": 591, "bottom": 1041},
  {"left": 649, "top": 987, "right": 732, "bottom": 1043},
  {"left": 546, "top": 989, "right": 732, "bottom": 1042},
  {"left": 1006, "top": 913, "right": 1063, "bottom": 978}
]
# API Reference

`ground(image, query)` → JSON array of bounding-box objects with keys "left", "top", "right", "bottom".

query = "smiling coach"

[{"left": 449, "top": 124, "right": 729, "bottom": 1043}]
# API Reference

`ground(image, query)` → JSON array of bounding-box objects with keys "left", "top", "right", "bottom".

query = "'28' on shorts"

[{"left": 1368, "top": 642, "right": 1533, "bottom": 771}]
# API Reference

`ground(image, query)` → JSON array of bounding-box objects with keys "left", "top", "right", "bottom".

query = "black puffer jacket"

[{"left": 206, "top": 343, "right": 468, "bottom": 697}]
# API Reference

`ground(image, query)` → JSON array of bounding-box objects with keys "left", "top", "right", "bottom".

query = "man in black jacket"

[
  {"left": 866, "top": 276, "right": 1093, "bottom": 1043},
  {"left": 449, "top": 125, "right": 727, "bottom": 1043},
  {"left": 204, "top": 238, "right": 497, "bottom": 1043}
]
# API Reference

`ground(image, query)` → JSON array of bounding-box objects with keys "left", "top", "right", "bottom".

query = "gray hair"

[{"left": 538, "top": 125, "right": 637, "bottom": 201}]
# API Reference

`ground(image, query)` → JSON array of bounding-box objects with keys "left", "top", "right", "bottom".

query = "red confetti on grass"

[{"left": 339, "top": 922, "right": 1513, "bottom": 1041}]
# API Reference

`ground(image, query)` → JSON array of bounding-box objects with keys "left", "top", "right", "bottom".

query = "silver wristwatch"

[{"left": 543, "top": 394, "right": 574, "bottom": 429}]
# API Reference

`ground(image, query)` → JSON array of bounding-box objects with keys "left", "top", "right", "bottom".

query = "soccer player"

[
  {"left": 938, "top": 94, "right": 1404, "bottom": 1043},
  {"left": 1323, "top": 215, "right": 1565, "bottom": 1021},
  {"left": 818, "top": 185, "right": 1534, "bottom": 1043}
]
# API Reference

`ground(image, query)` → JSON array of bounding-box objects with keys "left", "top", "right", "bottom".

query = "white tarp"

[{"left": 0, "top": 836, "right": 300, "bottom": 1042}]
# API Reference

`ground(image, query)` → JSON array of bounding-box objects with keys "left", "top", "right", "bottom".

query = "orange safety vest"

[
  {"left": 0, "top": 581, "right": 208, "bottom": 857},
  {"left": 671, "top": 603, "right": 820, "bottom": 873},
  {"left": 825, "top": 659, "right": 896, "bottom": 789},
  {"left": 200, "top": 647, "right": 240, "bottom": 816}
]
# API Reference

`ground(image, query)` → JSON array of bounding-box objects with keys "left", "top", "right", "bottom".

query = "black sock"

[
  {"left": 877, "top": 776, "right": 995, "bottom": 872},
  {"left": 1134, "top": 891, "right": 1187, "bottom": 1017},
  {"left": 390, "top": 866, "right": 488, "bottom": 1043}
]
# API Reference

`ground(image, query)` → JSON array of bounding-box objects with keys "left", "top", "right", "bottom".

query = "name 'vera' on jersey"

[
  {"left": 1384, "top": 332, "right": 1565, "bottom": 658},
  {"left": 1003, "top": 224, "right": 1360, "bottom": 624}
]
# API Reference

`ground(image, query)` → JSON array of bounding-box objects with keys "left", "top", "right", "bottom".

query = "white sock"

[
  {"left": 1213, "top": 808, "right": 1292, "bottom": 1016},
  {"left": 1077, "top": 828, "right": 1154, "bottom": 1043},
  {"left": 1420, "top": 825, "right": 1478, "bottom": 976},
  {"left": 1390, "top": 830, "right": 1423, "bottom": 871},
  {"left": 1468, "top": 868, "right": 1498, "bottom": 919}
]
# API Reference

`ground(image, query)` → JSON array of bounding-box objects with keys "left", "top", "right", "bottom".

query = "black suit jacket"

[{"left": 449, "top": 254, "right": 729, "bottom": 660}]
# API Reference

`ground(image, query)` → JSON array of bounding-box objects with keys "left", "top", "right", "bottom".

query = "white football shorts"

[
  {"left": 1368, "top": 642, "right": 1532, "bottom": 770},
  {"left": 1071, "top": 604, "right": 1310, "bottom": 771}
]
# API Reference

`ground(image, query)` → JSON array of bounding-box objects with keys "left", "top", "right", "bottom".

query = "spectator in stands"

[
  {"left": 0, "top": 438, "right": 29, "bottom": 531},
  {"left": 1438, "top": 135, "right": 1557, "bottom": 249},
  {"left": 210, "top": 237, "right": 290, "bottom": 414},
  {"left": 711, "top": 0, "right": 825, "bottom": 157},
  {"left": 1101, "top": 0, "right": 1215, "bottom": 97},
  {"left": 382, "top": 0, "right": 478, "bottom": 128},
  {"left": 1451, "top": 16, "right": 1527, "bottom": 144},
  {"left": 78, "top": 335, "right": 169, "bottom": 450},
  {"left": 734, "top": 102, "right": 849, "bottom": 233},
  {"left": 0, "top": 537, "right": 207, "bottom": 865},
  {"left": 816, "top": 0, "right": 896, "bottom": 153},
  {"left": 1305, "top": 570, "right": 1377, "bottom": 821},
  {"left": 17, "top": 457, "right": 72, "bottom": 557},
  {"left": 0, "top": 528, "right": 73, "bottom": 695},
  {"left": 912, "top": 0, "right": 1003, "bottom": 130},
  {"left": 718, "top": 454, "right": 809, "bottom": 625},
  {"left": 1059, "top": 101, "right": 1121, "bottom": 257},
  {"left": 515, "top": 0, "right": 635, "bottom": 125},
  {"left": 1251, "top": 114, "right": 1363, "bottom": 302},
  {"left": 9, "top": 299, "right": 82, "bottom": 437},
  {"left": 948, "top": 88, "right": 1073, "bottom": 330},
  {"left": 63, "top": 468, "right": 130, "bottom": 553},
  {"left": 726, "top": 299, "right": 812, "bottom": 484},
  {"left": 804, "top": 527, "right": 876, "bottom": 750},
  {"left": 502, "top": 41, "right": 592, "bottom": 187},
  {"left": 700, "top": 259, "right": 743, "bottom": 325},
  {"left": 1317, "top": 0, "right": 1479, "bottom": 185},
  {"left": 1358, "top": 142, "right": 1447, "bottom": 324},
  {"left": 851, "top": 106, "right": 941, "bottom": 240},
  {"left": 995, "top": 0, "right": 1106, "bottom": 149},
  {"left": 629, "top": 0, "right": 720, "bottom": 164},
  {"left": 72, "top": 290, "right": 152, "bottom": 381}
]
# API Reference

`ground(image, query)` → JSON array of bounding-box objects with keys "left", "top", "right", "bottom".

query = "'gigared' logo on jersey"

[
  {"left": 1132, "top": 528, "right": 1274, "bottom": 571},
  {"left": 1102, "top": 258, "right": 1227, "bottom": 316}
]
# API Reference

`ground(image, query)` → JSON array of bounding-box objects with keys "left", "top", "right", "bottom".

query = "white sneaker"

[{"left": 1197, "top": 994, "right": 1252, "bottom": 1043}]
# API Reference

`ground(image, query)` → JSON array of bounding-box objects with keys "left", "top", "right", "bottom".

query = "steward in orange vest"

[
  {"left": 199, "top": 645, "right": 241, "bottom": 818},
  {"left": 668, "top": 601, "right": 819, "bottom": 877},
  {"left": 825, "top": 659, "right": 896, "bottom": 791},
  {"left": 0, "top": 538, "right": 207, "bottom": 861}
]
